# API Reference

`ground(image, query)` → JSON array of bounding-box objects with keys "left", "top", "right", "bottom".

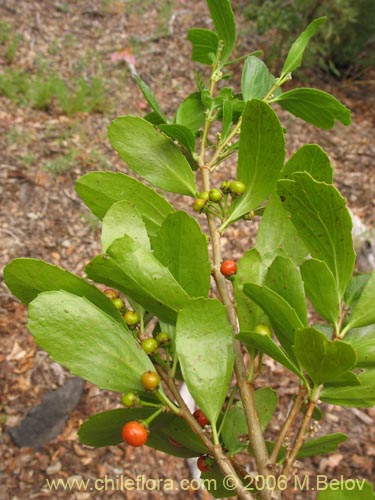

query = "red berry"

[
  {"left": 220, "top": 259, "right": 237, "bottom": 278},
  {"left": 141, "top": 371, "right": 160, "bottom": 391},
  {"left": 168, "top": 436, "right": 183, "bottom": 448},
  {"left": 121, "top": 421, "right": 148, "bottom": 447},
  {"left": 197, "top": 455, "right": 211, "bottom": 472},
  {"left": 193, "top": 409, "right": 210, "bottom": 427}
]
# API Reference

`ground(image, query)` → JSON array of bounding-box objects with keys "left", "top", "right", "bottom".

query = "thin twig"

[
  {"left": 270, "top": 386, "right": 306, "bottom": 464},
  {"left": 281, "top": 386, "right": 322, "bottom": 478}
]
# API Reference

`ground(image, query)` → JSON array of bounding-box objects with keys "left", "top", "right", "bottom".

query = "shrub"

[
  {"left": 4, "top": 2, "right": 375, "bottom": 499},
  {"left": 244, "top": 0, "right": 375, "bottom": 76}
]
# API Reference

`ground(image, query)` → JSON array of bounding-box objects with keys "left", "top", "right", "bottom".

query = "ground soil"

[{"left": 0, "top": 1, "right": 374, "bottom": 499}]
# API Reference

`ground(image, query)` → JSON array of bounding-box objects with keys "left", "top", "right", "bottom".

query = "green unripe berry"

[
  {"left": 209, "top": 189, "right": 222, "bottom": 202},
  {"left": 155, "top": 332, "right": 170, "bottom": 345},
  {"left": 124, "top": 310, "right": 140, "bottom": 326},
  {"left": 254, "top": 324, "right": 272, "bottom": 337},
  {"left": 193, "top": 198, "right": 206, "bottom": 213},
  {"left": 141, "top": 338, "right": 158, "bottom": 355},
  {"left": 198, "top": 191, "right": 210, "bottom": 201},
  {"left": 112, "top": 297, "right": 125, "bottom": 310},
  {"left": 221, "top": 180, "right": 231, "bottom": 193},
  {"left": 122, "top": 392, "right": 139, "bottom": 407},
  {"left": 230, "top": 180, "right": 246, "bottom": 195}
]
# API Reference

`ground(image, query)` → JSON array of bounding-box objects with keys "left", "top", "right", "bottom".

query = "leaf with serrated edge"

[
  {"left": 75, "top": 172, "right": 174, "bottom": 240},
  {"left": 294, "top": 327, "right": 356, "bottom": 385},
  {"left": 278, "top": 173, "right": 355, "bottom": 296},
  {"left": 301, "top": 259, "right": 340, "bottom": 325},
  {"left": 3, "top": 258, "right": 124, "bottom": 325}
]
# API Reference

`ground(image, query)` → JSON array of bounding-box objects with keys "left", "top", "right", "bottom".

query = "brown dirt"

[{"left": 0, "top": 1, "right": 374, "bottom": 499}]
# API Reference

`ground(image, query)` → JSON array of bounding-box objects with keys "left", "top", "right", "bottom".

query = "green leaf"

[
  {"left": 243, "top": 283, "right": 303, "bottom": 363},
  {"left": 143, "top": 111, "right": 165, "bottom": 125},
  {"left": 175, "top": 92, "right": 205, "bottom": 133},
  {"left": 187, "top": 28, "right": 218, "bottom": 65},
  {"left": 201, "top": 465, "right": 237, "bottom": 498},
  {"left": 224, "top": 100, "right": 285, "bottom": 228},
  {"left": 78, "top": 409, "right": 204, "bottom": 458},
  {"left": 158, "top": 124, "right": 196, "bottom": 153},
  {"left": 274, "top": 88, "right": 351, "bottom": 130},
  {"left": 237, "top": 331, "right": 304, "bottom": 379},
  {"left": 301, "top": 259, "right": 340, "bottom": 325},
  {"left": 221, "top": 405, "right": 248, "bottom": 456},
  {"left": 317, "top": 479, "right": 375, "bottom": 499},
  {"left": 241, "top": 56, "right": 275, "bottom": 101},
  {"left": 297, "top": 433, "right": 348, "bottom": 458},
  {"left": 294, "top": 328, "right": 356, "bottom": 385},
  {"left": 233, "top": 249, "right": 266, "bottom": 331},
  {"left": 86, "top": 235, "right": 189, "bottom": 324},
  {"left": 343, "top": 271, "right": 375, "bottom": 332},
  {"left": 344, "top": 274, "right": 371, "bottom": 308},
  {"left": 101, "top": 200, "right": 150, "bottom": 252},
  {"left": 281, "top": 17, "right": 326, "bottom": 77},
  {"left": 153, "top": 211, "right": 211, "bottom": 298},
  {"left": 175, "top": 298, "right": 234, "bottom": 424},
  {"left": 79, "top": 408, "right": 153, "bottom": 447},
  {"left": 321, "top": 369, "right": 375, "bottom": 407},
  {"left": 155, "top": 413, "right": 208, "bottom": 455},
  {"left": 222, "top": 389, "right": 277, "bottom": 457},
  {"left": 345, "top": 325, "right": 375, "bottom": 368},
  {"left": 282, "top": 144, "right": 333, "bottom": 183},
  {"left": 278, "top": 173, "right": 355, "bottom": 296},
  {"left": 206, "top": 0, "right": 236, "bottom": 66},
  {"left": 133, "top": 74, "right": 168, "bottom": 123},
  {"left": 108, "top": 116, "right": 196, "bottom": 196},
  {"left": 3, "top": 258, "right": 123, "bottom": 324},
  {"left": 75, "top": 172, "right": 174, "bottom": 241},
  {"left": 256, "top": 195, "right": 308, "bottom": 266},
  {"left": 28, "top": 291, "right": 153, "bottom": 392},
  {"left": 265, "top": 255, "right": 307, "bottom": 326},
  {"left": 222, "top": 98, "right": 233, "bottom": 140}
]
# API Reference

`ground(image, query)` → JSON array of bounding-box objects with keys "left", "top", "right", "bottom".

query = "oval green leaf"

[
  {"left": 282, "top": 144, "right": 333, "bottom": 183},
  {"left": 294, "top": 328, "right": 356, "bottom": 385},
  {"left": 28, "top": 291, "right": 153, "bottom": 392},
  {"left": 241, "top": 56, "right": 275, "bottom": 101},
  {"left": 206, "top": 0, "right": 236, "bottom": 66},
  {"left": 175, "top": 298, "right": 234, "bottom": 424},
  {"left": 274, "top": 88, "right": 351, "bottom": 130},
  {"left": 301, "top": 259, "right": 340, "bottom": 325},
  {"left": 101, "top": 200, "right": 150, "bottom": 252},
  {"left": 86, "top": 235, "right": 189, "bottom": 324},
  {"left": 108, "top": 116, "right": 196, "bottom": 196},
  {"left": 278, "top": 173, "right": 355, "bottom": 296},
  {"left": 343, "top": 271, "right": 375, "bottom": 332},
  {"left": 75, "top": 172, "right": 174, "bottom": 241},
  {"left": 224, "top": 100, "right": 285, "bottom": 228},
  {"left": 321, "top": 369, "right": 375, "bottom": 407},
  {"left": 3, "top": 258, "right": 123, "bottom": 324},
  {"left": 153, "top": 211, "right": 211, "bottom": 298}
]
